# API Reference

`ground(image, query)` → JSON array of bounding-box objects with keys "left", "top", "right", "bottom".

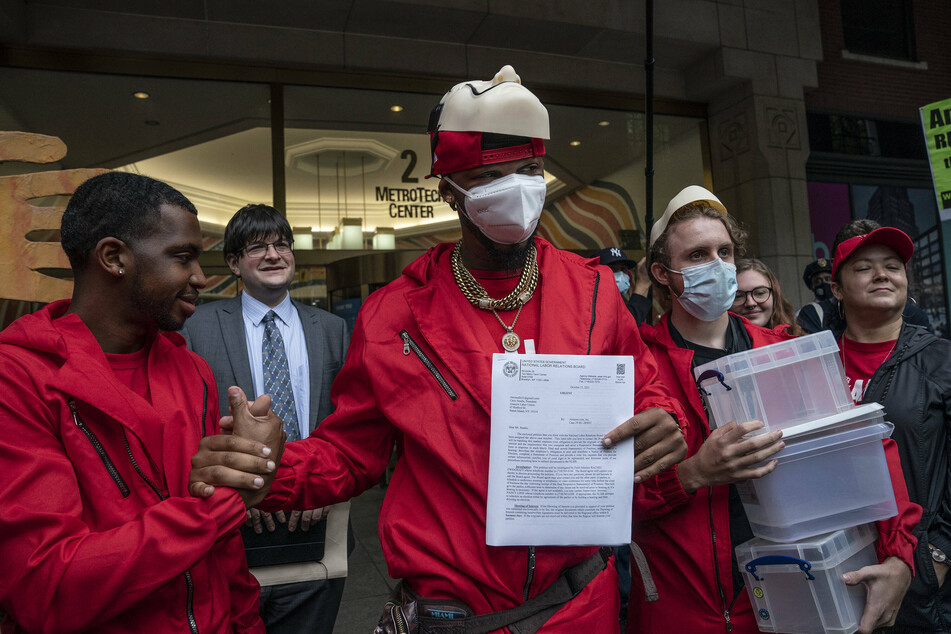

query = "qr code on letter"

[{"left": 616, "top": 364, "right": 625, "bottom": 375}]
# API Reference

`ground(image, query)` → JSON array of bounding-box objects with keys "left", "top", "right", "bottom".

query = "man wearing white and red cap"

[
  {"left": 625, "top": 187, "right": 921, "bottom": 634},
  {"left": 190, "top": 66, "right": 687, "bottom": 632},
  {"left": 831, "top": 225, "right": 951, "bottom": 632}
]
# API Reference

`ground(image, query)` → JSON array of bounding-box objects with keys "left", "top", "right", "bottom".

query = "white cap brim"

[{"left": 649, "top": 185, "right": 727, "bottom": 247}]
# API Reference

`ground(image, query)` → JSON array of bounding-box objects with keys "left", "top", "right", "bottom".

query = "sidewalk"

[{"left": 333, "top": 484, "right": 393, "bottom": 632}]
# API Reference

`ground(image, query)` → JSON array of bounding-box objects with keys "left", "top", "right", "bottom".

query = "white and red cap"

[{"left": 428, "top": 65, "right": 549, "bottom": 177}]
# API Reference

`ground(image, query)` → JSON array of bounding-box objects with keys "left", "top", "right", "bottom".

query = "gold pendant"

[{"left": 501, "top": 330, "right": 520, "bottom": 352}]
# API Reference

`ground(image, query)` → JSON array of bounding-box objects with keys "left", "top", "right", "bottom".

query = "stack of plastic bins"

[{"left": 694, "top": 332, "right": 899, "bottom": 633}]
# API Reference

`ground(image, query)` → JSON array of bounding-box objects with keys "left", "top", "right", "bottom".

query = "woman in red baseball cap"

[{"left": 831, "top": 225, "right": 951, "bottom": 631}]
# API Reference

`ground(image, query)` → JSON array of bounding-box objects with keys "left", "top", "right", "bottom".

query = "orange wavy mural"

[
  {"left": 0, "top": 131, "right": 106, "bottom": 304},
  {"left": 538, "top": 181, "right": 641, "bottom": 250}
]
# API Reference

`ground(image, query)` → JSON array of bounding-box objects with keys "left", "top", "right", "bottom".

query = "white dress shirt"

[{"left": 241, "top": 292, "right": 310, "bottom": 440}]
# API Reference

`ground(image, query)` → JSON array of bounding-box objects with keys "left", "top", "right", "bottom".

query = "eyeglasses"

[
  {"left": 242, "top": 239, "right": 293, "bottom": 258},
  {"left": 733, "top": 286, "right": 772, "bottom": 305}
]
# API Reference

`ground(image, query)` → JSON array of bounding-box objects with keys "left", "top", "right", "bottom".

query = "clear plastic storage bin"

[
  {"left": 694, "top": 331, "right": 852, "bottom": 435},
  {"left": 736, "top": 524, "right": 878, "bottom": 633},
  {"left": 739, "top": 412, "right": 896, "bottom": 542}
]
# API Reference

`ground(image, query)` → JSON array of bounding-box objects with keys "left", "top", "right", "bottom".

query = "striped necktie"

[{"left": 262, "top": 310, "right": 301, "bottom": 442}]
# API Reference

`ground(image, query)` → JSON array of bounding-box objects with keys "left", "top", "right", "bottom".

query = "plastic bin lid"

[
  {"left": 775, "top": 420, "right": 893, "bottom": 464},
  {"left": 736, "top": 523, "right": 878, "bottom": 570},
  {"left": 693, "top": 330, "right": 840, "bottom": 382},
  {"left": 779, "top": 403, "right": 884, "bottom": 440}
]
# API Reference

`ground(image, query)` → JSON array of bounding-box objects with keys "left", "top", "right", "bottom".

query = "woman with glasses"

[
  {"left": 733, "top": 259, "right": 804, "bottom": 335},
  {"left": 830, "top": 225, "right": 951, "bottom": 631}
]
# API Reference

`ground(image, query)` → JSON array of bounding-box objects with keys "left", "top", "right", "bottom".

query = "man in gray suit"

[{"left": 182, "top": 204, "right": 349, "bottom": 634}]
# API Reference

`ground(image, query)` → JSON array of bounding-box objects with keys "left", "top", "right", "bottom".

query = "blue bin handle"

[
  {"left": 745, "top": 555, "right": 815, "bottom": 582},
  {"left": 696, "top": 370, "right": 733, "bottom": 396}
]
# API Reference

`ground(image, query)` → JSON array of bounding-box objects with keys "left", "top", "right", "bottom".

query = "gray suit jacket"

[{"left": 182, "top": 294, "right": 349, "bottom": 433}]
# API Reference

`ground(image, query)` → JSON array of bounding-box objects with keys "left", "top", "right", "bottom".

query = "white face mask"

[
  {"left": 445, "top": 174, "right": 547, "bottom": 244},
  {"left": 666, "top": 258, "right": 737, "bottom": 321}
]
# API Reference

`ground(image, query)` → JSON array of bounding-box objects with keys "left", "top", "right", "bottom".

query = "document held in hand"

[{"left": 486, "top": 354, "right": 635, "bottom": 546}]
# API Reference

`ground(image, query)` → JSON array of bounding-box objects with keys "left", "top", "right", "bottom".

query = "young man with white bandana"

[
  {"left": 190, "top": 65, "right": 687, "bottom": 632},
  {"left": 627, "top": 186, "right": 922, "bottom": 634}
]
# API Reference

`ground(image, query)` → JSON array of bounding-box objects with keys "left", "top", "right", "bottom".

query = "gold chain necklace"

[{"left": 451, "top": 242, "right": 539, "bottom": 352}]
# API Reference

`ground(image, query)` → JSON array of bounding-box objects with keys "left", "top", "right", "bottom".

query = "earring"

[{"left": 118, "top": 268, "right": 124, "bottom": 275}]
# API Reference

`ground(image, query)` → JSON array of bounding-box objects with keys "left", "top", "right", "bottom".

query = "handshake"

[{"left": 189, "top": 386, "right": 286, "bottom": 508}]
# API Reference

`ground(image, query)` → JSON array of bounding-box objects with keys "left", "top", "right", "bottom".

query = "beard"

[
  {"left": 130, "top": 272, "right": 185, "bottom": 332},
  {"left": 459, "top": 209, "right": 536, "bottom": 272}
]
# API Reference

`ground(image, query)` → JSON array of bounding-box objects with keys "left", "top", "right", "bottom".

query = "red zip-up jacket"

[
  {"left": 259, "top": 239, "right": 685, "bottom": 632},
  {"left": 627, "top": 313, "right": 921, "bottom": 633},
  {"left": 0, "top": 301, "right": 263, "bottom": 634}
]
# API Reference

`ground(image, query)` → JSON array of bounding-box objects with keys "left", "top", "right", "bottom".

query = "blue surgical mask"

[
  {"left": 614, "top": 270, "right": 631, "bottom": 295},
  {"left": 666, "top": 258, "right": 737, "bottom": 321}
]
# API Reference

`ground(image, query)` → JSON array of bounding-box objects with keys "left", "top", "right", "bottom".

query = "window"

[
  {"left": 807, "top": 112, "right": 925, "bottom": 159},
  {"left": 841, "top": 0, "right": 915, "bottom": 61}
]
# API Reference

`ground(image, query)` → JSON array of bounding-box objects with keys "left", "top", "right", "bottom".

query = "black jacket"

[
  {"left": 856, "top": 323, "right": 951, "bottom": 632},
  {"left": 625, "top": 292, "right": 652, "bottom": 326}
]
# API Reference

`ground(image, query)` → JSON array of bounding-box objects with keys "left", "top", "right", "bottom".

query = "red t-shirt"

[
  {"left": 839, "top": 337, "right": 897, "bottom": 404},
  {"left": 468, "top": 268, "right": 541, "bottom": 354},
  {"left": 105, "top": 345, "right": 152, "bottom": 404}
]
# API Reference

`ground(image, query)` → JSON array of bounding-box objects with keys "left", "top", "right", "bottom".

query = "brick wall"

[{"left": 805, "top": 0, "right": 950, "bottom": 120}]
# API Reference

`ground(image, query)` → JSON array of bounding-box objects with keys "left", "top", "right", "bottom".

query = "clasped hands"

[{"left": 190, "top": 386, "right": 286, "bottom": 508}]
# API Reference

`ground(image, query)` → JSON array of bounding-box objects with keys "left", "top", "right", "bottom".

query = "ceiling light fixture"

[
  {"left": 569, "top": 141, "right": 581, "bottom": 146},
  {"left": 390, "top": 105, "right": 404, "bottom": 112},
  {"left": 598, "top": 121, "right": 610, "bottom": 127},
  {"left": 133, "top": 91, "right": 150, "bottom": 99}
]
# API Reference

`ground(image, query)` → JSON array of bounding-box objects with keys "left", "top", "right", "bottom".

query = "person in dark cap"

[
  {"left": 804, "top": 257, "right": 833, "bottom": 301},
  {"left": 597, "top": 246, "right": 652, "bottom": 325},
  {"left": 794, "top": 257, "right": 834, "bottom": 333}
]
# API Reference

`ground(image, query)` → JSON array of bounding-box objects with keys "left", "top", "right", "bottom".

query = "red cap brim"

[
  {"left": 832, "top": 227, "right": 914, "bottom": 278},
  {"left": 430, "top": 131, "right": 545, "bottom": 176}
]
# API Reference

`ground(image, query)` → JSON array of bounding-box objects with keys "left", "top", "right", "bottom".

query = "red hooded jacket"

[
  {"left": 627, "top": 313, "right": 921, "bottom": 633},
  {"left": 0, "top": 301, "right": 263, "bottom": 634},
  {"left": 260, "top": 239, "right": 685, "bottom": 632}
]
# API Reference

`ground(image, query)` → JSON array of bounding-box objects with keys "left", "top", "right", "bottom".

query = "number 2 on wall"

[{"left": 401, "top": 149, "right": 419, "bottom": 183}]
